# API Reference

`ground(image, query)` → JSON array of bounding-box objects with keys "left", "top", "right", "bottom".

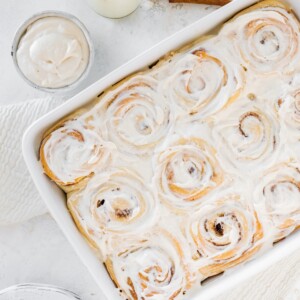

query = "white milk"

[{"left": 86, "top": 0, "right": 141, "bottom": 18}]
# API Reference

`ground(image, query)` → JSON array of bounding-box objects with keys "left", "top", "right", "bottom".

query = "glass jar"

[
  {"left": 86, "top": 0, "right": 141, "bottom": 18},
  {"left": 11, "top": 11, "right": 94, "bottom": 93},
  {"left": 0, "top": 284, "right": 81, "bottom": 300}
]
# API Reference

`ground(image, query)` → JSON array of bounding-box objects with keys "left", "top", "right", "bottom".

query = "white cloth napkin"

[{"left": 0, "top": 97, "right": 65, "bottom": 225}]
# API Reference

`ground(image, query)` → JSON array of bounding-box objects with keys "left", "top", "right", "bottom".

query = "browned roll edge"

[{"left": 169, "top": 0, "right": 231, "bottom": 6}]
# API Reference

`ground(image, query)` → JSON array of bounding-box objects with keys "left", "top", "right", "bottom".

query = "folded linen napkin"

[{"left": 0, "top": 97, "right": 65, "bottom": 225}]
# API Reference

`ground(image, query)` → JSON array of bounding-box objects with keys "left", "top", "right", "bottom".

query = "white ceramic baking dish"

[{"left": 22, "top": 0, "right": 300, "bottom": 299}]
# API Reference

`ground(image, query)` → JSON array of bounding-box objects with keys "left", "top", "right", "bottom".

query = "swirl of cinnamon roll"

[
  {"left": 220, "top": 1, "right": 300, "bottom": 74},
  {"left": 154, "top": 137, "right": 224, "bottom": 210},
  {"left": 99, "top": 76, "right": 171, "bottom": 156},
  {"left": 187, "top": 193, "right": 263, "bottom": 277},
  {"left": 254, "top": 163, "right": 300, "bottom": 240},
  {"left": 279, "top": 90, "right": 300, "bottom": 131},
  {"left": 276, "top": 90, "right": 300, "bottom": 161},
  {"left": 40, "top": 120, "right": 115, "bottom": 190},
  {"left": 105, "top": 230, "right": 193, "bottom": 300},
  {"left": 213, "top": 103, "right": 279, "bottom": 171},
  {"left": 67, "top": 168, "right": 156, "bottom": 248},
  {"left": 165, "top": 45, "right": 244, "bottom": 118}
]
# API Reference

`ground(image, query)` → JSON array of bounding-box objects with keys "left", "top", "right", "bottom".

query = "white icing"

[
  {"left": 211, "top": 101, "right": 281, "bottom": 174},
  {"left": 96, "top": 76, "right": 172, "bottom": 156},
  {"left": 220, "top": 5, "right": 300, "bottom": 74},
  {"left": 40, "top": 2, "right": 300, "bottom": 299},
  {"left": 68, "top": 168, "right": 157, "bottom": 251},
  {"left": 17, "top": 16, "right": 90, "bottom": 88},
  {"left": 161, "top": 37, "right": 245, "bottom": 119},
  {"left": 187, "top": 187, "right": 263, "bottom": 272},
  {"left": 153, "top": 135, "right": 223, "bottom": 211},
  {"left": 253, "top": 162, "right": 300, "bottom": 239},
  {"left": 108, "top": 230, "right": 192, "bottom": 300},
  {"left": 42, "top": 120, "right": 116, "bottom": 185}
]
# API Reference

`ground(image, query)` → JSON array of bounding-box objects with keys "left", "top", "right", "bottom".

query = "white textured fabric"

[
  {"left": 0, "top": 98, "right": 299, "bottom": 298},
  {"left": 218, "top": 250, "right": 300, "bottom": 300},
  {"left": 0, "top": 98, "right": 65, "bottom": 225}
]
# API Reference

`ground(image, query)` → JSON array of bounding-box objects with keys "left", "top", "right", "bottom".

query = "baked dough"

[{"left": 40, "top": 1, "right": 300, "bottom": 299}]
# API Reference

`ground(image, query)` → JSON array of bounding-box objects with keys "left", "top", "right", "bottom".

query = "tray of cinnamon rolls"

[{"left": 23, "top": 0, "right": 300, "bottom": 299}]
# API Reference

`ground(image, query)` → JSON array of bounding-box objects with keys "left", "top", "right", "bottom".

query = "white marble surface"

[
  {"left": 1, "top": 0, "right": 300, "bottom": 299},
  {"left": 1, "top": 0, "right": 216, "bottom": 105}
]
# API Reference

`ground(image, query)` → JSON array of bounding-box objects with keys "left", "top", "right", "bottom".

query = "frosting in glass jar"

[{"left": 16, "top": 16, "right": 90, "bottom": 88}]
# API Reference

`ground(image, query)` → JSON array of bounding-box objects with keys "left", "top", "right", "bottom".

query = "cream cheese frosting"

[
  {"left": 16, "top": 16, "right": 90, "bottom": 88},
  {"left": 40, "top": 120, "right": 116, "bottom": 187},
  {"left": 40, "top": 1, "right": 300, "bottom": 299}
]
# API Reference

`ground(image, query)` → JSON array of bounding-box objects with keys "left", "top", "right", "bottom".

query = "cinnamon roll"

[
  {"left": 254, "top": 162, "right": 300, "bottom": 240},
  {"left": 67, "top": 168, "right": 156, "bottom": 249},
  {"left": 275, "top": 89, "right": 300, "bottom": 162},
  {"left": 105, "top": 230, "right": 193, "bottom": 300},
  {"left": 37, "top": 1, "right": 300, "bottom": 298},
  {"left": 278, "top": 89, "right": 300, "bottom": 131},
  {"left": 187, "top": 192, "right": 263, "bottom": 277},
  {"left": 164, "top": 43, "right": 244, "bottom": 118},
  {"left": 213, "top": 102, "right": 279, "bottom": 172},
  {"left": 220, "top": 0, "right": 300, "bottom": 74},
  {"left": 154, "top": 137, "right": 223, "bottom": 211},
  {"left": 40, "top": 120, "right": 115, "bottom": 192},
  {"left": 278, "top": 89, "right": 300, "bottom": 160},
  {"left": 98, "top": 76, "right": 171, "bottom": 156}
]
